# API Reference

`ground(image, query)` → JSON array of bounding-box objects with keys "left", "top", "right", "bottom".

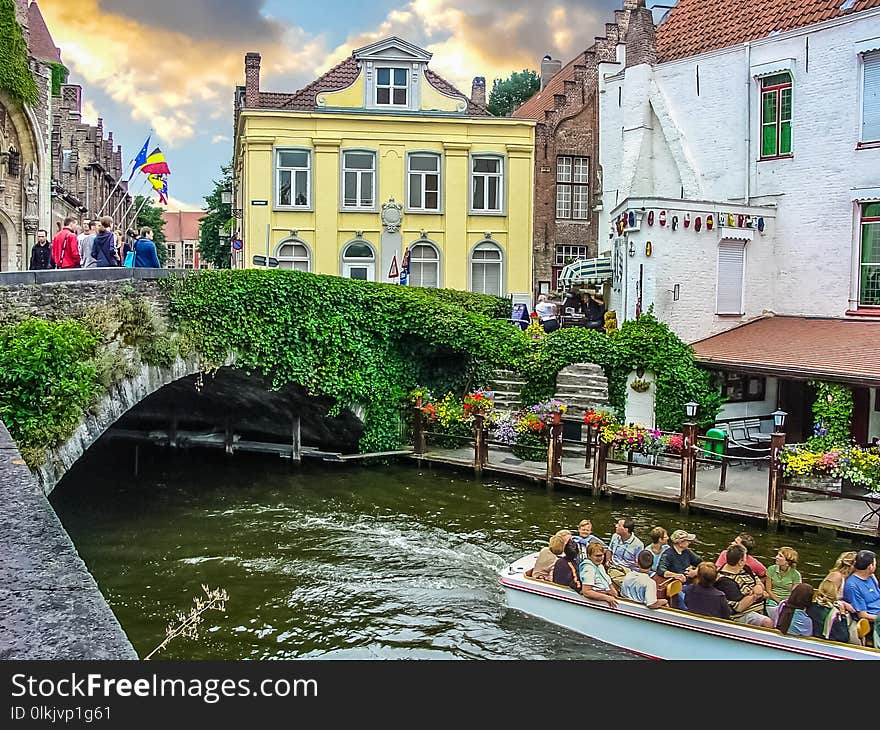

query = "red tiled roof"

[
  {"left": 28, "top": 2, "right": 61, "bottom": 64},
  {"left": 162, "top": 211, "right": 203, "bottom": 242},
  {"left": 692, "top": 316, "right": 880, "bottom": 386},
  {"left": 512, "top": 53, "right": 587, "bottom": 120},
  {"left": 656, "top": 0, "right": 880, "bottom": 63},
  {"left": 423, "top": 68, "right": 488, "bottom": 116}
]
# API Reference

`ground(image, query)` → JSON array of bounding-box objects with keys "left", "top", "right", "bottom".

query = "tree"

[
  {"left": 134, "top": 195, "right": 168, "bottom": 265},
  {"left": 198, "top": 163, "right": 233, "bottom": 269},
  {"left": 487, "top": 70, "right": 540, "bottom": 117}
]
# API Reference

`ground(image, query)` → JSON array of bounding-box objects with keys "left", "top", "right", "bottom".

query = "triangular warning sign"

[{"left": 388, "top": 254, "right": 399, "bottom": 278}]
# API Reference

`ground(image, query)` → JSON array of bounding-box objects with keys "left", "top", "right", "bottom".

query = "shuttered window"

[
  {"left": 716, "top": 241, "right": 746, "bottom": 315},
  {"left": 863, "top": 52, "right": 880, "bottom": 143}
]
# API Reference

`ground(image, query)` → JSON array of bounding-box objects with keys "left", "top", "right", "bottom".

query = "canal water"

[{"left": 51, "top": 448, "right": 868, "bottom": 660}]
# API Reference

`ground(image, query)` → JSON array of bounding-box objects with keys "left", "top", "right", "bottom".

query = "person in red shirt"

[
  {"left": 51, "top": 217, "right": 81, "bottom": 269},
  {"left": 715, "top": 532, "right": 767, "bottom": 578}
]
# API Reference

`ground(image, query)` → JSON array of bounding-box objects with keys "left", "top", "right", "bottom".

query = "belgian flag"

[{"left": 140, "top": 148, "right": 170, "bottom": 175}]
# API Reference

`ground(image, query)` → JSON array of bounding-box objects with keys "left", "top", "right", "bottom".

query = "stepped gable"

[
  {"left": 512, "top": 52, "right": 589, "bottom": 121},
  {"left": 656, "top": 0, "right": 880, "bottom": 63}
]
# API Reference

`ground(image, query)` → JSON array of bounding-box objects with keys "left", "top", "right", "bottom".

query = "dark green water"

[{"left": 51, "top": 448, "right": 867, "bottom": 660}]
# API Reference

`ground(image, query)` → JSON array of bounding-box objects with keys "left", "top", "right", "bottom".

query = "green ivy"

[
  {"left": 809, "top": 381, "right": 853, "bottom": 450},
  {"left": 0, "top": 0, "right": 38, "bottom": 106},
  {"left": 48, "top": 62, "right": 68, "bottom": 97}
]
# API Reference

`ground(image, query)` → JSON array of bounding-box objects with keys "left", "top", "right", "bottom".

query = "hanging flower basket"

[{"left": 630, "top": 379, "right": 651, "bottom": 393}]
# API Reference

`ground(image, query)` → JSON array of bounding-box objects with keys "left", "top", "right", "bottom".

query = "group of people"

[
  {"left": 29, "top": 216, "right": 161, "bottom": 270},
  {"left": 532, "top": 288, "right": 605, "bottom": 334},
  {"left": 531, "top": 517, "right": 880, "bottom": 648}
]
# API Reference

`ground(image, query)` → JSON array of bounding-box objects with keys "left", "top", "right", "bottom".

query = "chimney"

[
  {"left": 470, "top": 77, "right": 486, "bottom": 108},
  {"left": 541, "top": 55, "right": 562, "bottom": 89},
  {"left": 245, "top": 52, "right": 261, "bottom": 108}
]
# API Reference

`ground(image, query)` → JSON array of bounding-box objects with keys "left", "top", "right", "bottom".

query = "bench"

[{"left": 713, "top": 418, "right": 773, "bottom": 448}]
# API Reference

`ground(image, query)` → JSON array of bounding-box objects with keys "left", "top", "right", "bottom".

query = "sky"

[{"left": 37, "top": 0, "right": 674, "bottom": 211}]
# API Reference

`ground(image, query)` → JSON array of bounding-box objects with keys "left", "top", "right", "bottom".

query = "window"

[
  {"left": 471, "top": 156, "right": 503, "bottom": 212},
  {"left": 377, "top": 67, "right": 407, "bottom": 106},
  {"left": 408, "top": 242, "right": 440, "bottom": 288},
  {"left": 717, "top": 371, "right": 766, "bottom": 403},
  {"left": 860, "top": 202, "right": 880, "bottom": 306},
  {"left": 760, "top": 73, "right": 792, "bottom": 158},
  {"left": 341, "top": 240, "right": 376, "bottom": 281},
  {"left": 166, "top": 242, "right": 176, "bottom": 269},
  {"left": 276, "top": 238, "right": 311, "bottom": 272},
  {"left": 276, "top": 149, "right": 310, "bottom": 207},
  {"left": 556, "top": 156, "right": 589, "bottom": 219},
  {"left": 470, "top": 241, "right": 503, "bottom": 296},
  {"left": 716, "top": 240, "right": 746, "bottom": 314},
  {"left": 863, "top": 52, "right": 880, "bottom": 143},
  {"left": 555, "top": 245, "right": 590, "bottom": 266},
  {"left": 342, "top": 151, "right": 375, "bottom": 209},
  {"left": 407, "top": 153, "right": 440, "bottom": 211}
]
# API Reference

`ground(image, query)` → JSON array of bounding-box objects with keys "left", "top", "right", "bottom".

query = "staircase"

[{"left": 488, "top": 363, "right": 609, "bottom": 419}]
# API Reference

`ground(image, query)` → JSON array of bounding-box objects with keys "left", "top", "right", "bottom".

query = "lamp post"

[
  {"left": 681, "top": 402, "right": 699, "bottom": 512},
  {"left": 768, "top": 409, "right": 788, "bottom": 530},
  {"left": 220, "top": 189, "right": 233, "bottom": 206}
]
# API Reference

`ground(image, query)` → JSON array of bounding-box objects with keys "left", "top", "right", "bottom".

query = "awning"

[
  {"left": 692, "top": 316, "right": 880, "bottom": 387},
  {"left": 558, "top": 257, "right": 612, "bottom": 287}
]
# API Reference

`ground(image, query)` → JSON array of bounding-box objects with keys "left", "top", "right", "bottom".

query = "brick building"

[
  {"left": 513, "top": 0, "right": 653, "bottom": 296},
  {"left": 0, "top": 0, "right": 131, "bottom": 272},
  {"left": 162, "top": 210, "right": 206, "bottom": 269}
]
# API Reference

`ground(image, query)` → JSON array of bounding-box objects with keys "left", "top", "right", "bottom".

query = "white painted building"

[{"left": 596, "top": 0, "right": 880, "bottom": 443}]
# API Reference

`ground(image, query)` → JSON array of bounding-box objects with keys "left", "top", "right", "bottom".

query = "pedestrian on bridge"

[
  {"left": 51, "top": 217, "right": 81, "bottom": 269},
  {"left": 132, "top": 227, "right": 161, "bottom": 268}
]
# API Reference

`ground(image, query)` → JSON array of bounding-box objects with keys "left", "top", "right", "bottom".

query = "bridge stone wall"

[{"left": 0, "top": 421, "right": 137, "bottom": 659}]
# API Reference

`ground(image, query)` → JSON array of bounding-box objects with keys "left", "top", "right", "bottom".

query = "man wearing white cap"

[{"left": 658, "top": 530, "right": 702, "bottom": 583}]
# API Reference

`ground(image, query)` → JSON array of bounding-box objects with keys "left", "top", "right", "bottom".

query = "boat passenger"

[
  {"left": 774, "top": 583, "right": 814, "bottom": 637},
  {"left": 715, "top": 533, "right": 767, "bottom": 578},
  {"left": 552, "top": 539, "right": 583, "bottom": 593},
  {"left": 644, "top": 526, "right": 669, "bottom": 573},
  {"left": 826, "top": 551, "right": 857, "bottom": 591},
  {"left": 621, "top": 551, "right": 668, "bottom": 610},
  {"left": 572, "top": 519, "right": 604, "bottom": 563},
  {"left": 807, "top": 578, "right": 857, "bottom": 644},
  {"left": 842, "top": 550, "right": 880, "bottom": 647},
  {"left": 580, "top": 542, "right": 619, "bottom": 608},
  {"left": 715, "top": 545, "right": 773, "bottom": 628},
  {"left": 683, "top": 562, "right": 731, "bottom": 621},
  {"left": 606, "top": 517, "right": 644, "bottom": 586},
  {"left": 764, "top": 546, "right": 802, "bottom": 621},
  {"left": 532, "top": 535, "right": 566, "bottom": 581},
  {"left": 657, "top": 530, "right": 701, "bottom": 583}
]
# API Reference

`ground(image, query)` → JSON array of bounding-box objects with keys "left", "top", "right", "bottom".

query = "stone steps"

[{"left": 488, "top": 362, "right": 609, "bottom": 416}]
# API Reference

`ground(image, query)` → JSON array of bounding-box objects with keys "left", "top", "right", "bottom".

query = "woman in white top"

[
  {"left": 579, "top": 542, "right": 619, "bottom": 607},
  {"left": 534, "top": 295, "right": 559, "bottom": 333}
]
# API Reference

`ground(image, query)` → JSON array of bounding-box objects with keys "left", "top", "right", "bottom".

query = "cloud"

[
  {"left": 164, "top": 196, "right": 204, "bottom": 212},
  {"left": 80, "top": 99, "right": 99, "bottom": 125},
  {"left": 211, "top": 135, "right": 231, "bottom": 144}
]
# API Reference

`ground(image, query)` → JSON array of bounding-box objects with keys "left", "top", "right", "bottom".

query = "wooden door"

[{"left": 852, "top": 387, "right": 870, "bottom": 446}]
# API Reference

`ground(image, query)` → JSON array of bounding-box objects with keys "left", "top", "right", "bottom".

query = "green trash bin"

[{"left": 702, "top": 428, "right": 726, "bottom": 460}]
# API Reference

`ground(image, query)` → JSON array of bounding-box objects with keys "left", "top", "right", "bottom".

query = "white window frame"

[
  {"left": 555, "top": 245, "right": 590, "bottom": 266},
  {"left": 275, "top": 237, "right": 312, "bottom": 272},
  {"left": 340, "top": 239, "right": 377, "bottom": 281},
  {"left": 556, "top": 155, "right": 590, "bottom": 220},
  {"left": 716, "top": 240, "right": 746, "bottom": 315},
  {"left": 859, "top": 202, "right": 880, "bottom": 307},
  {"left": 469, "top": 154, "right": 505, "bottom": 215},
  {"left": 340, "top": 150, "right": 377, "bottom": 211},
  {"left": 469, "top": 240, "right": 504, "bottom": 296},
  {"left": 406, "top": 152, "right": 442, "bottom": 213},
  {"left": 165, "top": 241, "right": 177, "bottom": 269},
  {"left": 407, "top": 240, "right": 441, "bottom": 288},
  {"left": 861, "top": 50, "right": 880, "bottom": 144},
  {"left": 376, "top": 66, "right": 409, "bottom": 107},
  {"left": 275, "top": 147, "right": 312, "bottom": 210}
]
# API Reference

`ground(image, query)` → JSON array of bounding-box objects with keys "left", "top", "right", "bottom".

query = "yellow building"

[{"left": 233, "top": 37, "right": 535, "bottom": 298}]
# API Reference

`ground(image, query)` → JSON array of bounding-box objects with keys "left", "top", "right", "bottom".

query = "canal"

[{"left": 51, "top": 448, "right": 868, "bottom": 660}]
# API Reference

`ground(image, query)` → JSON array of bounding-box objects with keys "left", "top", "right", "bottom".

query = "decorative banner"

[
  {"left": 671, "top": 215, "right": 678, "bottom": 231},
  {"left": 757, "top": 217, "right": 765, "bottom": 232},
  {"left": 645, "top": 241, "right": 653, "bottom": 257},
  {"left": 706, "top": 214, "right": 714, "bottom": 230},
  {"left": 659, "top": 210, "right": 667, "bottom": 227},
  {"left": 684, "top": 213, "right": 691, "bottom": 229},
  {"left": 628, "top": 210, "right": 635, "bottom": 228},
  {"left": 737, "top": 214, "right": 744, "bottom": 227},
  {"left": 647, "top": 211, "right": 654, "bottom": 226},
  {"left": 695, "top": 216, "right": 702, "bottom": 232}
]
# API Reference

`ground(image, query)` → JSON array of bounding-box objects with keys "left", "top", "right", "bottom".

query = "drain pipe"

[{"left": 744, "top": 42, "right": 751, "bottom": 205}]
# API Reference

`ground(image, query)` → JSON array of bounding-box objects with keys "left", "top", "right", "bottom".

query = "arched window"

[
  {"left": 408, "top": 241, "right": 440, "bottom": 288},
  {"left": 470, "top": 241, "right": 503, "bottom": 296},
  {"left": 275, "top": 238, "right": 311, "bottom": 271},
  {"left": 341, "top": 240, "right": 376, "bottom": 281}
]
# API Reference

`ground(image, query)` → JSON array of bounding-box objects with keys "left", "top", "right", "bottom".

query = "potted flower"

[
  {"left": 424, "top": 392, "right": 472, "bottom": 449},
  {"left": 500, "top": 399, "right": 569, "bottom": 462},
  {"left": 583, "top": 409, "right": 616, "bottom": 430},
  {"left": 462, "top": 390, "right": 495, "bottom": 419}
]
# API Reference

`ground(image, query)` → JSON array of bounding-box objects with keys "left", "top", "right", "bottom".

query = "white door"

[{"left": 343, "top": 262, "right": 375, "bottom": 281}]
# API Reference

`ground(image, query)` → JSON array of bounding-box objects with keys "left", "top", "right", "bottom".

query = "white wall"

[
  {"left": 717, "top": 377, "right": 779, "bottom": 420},
  {"left": 600, "top": 10, "right": 880, "bottom": 343}
]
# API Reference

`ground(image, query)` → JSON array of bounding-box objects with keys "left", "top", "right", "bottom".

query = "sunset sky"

[{"left": 38, "top": 0, "right": 672, "bottom": 210}]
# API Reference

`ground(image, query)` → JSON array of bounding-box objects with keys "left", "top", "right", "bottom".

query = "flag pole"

[
  {"left": 117, "top": 176, "right": 151, "bottom": 228},
  {"left": 111, "top": 173, "right": 148, "bottom": 221},
  {"left": 132, "top": 191, "right": 155, "bottom": 226},
  {"left": 97, "top": 129, "right": 154, "bottom": 216}
]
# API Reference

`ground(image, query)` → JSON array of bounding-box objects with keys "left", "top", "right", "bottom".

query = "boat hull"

[{"left": 501, "top": 555, "right": 880, "bottom": 660}]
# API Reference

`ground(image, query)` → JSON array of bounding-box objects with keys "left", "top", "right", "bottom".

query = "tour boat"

[{"left": 500, "top": 553, "right": 880, "bottom": 660}]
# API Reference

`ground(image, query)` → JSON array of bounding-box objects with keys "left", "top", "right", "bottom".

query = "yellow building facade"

[{"left": 233, "top": 37, "right": 535, "bottom": 298}]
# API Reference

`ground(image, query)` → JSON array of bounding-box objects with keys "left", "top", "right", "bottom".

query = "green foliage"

[
  {"left": 48, "top": 62, "right": 68, "bottom": 96},
  {"left": 198, "top": 163, "right": 233, "bottom": 268},
  {"left": 809, "top": 382, "right": 853, "bottom": 450},
  {"left": 165, "top": 270, "right": 526, "bottom": 452},
  {"left": 134, "top": 195, "right": 168, "bottom": 265},
  {"left": 519, "top": 311, "right": 722, "bottom": 431},
  {"left": 0, "top": 319, "right": 99, "bottom": 464},
  {"left": 418, "top": 288, "right": 510, "bottom": 319},
  {"left": 83, "top": 296, "right": 178, "bottom": 368},
  {"left": 0, "top": 0, "right": 38, "bottom": 106},
  {"left": 487, "top": 69, "right": 541, "bottom": 117}
]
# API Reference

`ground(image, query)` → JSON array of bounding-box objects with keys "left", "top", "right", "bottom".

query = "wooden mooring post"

[
  {"left": 679, "top": 423, "right": 698, "bottom": 512},
  {"left": 413, "top": 398, "right": 426, "bottom": 456},
  {"left": 767, "top": 431, "right": 786, "bottom": 529},
  {"left": 592, "top": 441, "right": 608, "bottom": 497},
  {"left": 584, "top": 424, "right": 593, "bottom": 469},
  {"left": 719, "top": 434, "right": 730, "bottom": 492},
  {"left": 473, "top": 414, "right": 488, "bottom": 476},
  {"left": 224, "top": 416, "right": 234, "bottom": 455},
  {"left": 546, "top": 413, "right": 564, "bottom": 487},
  {"left": 291, "top": 415, "right": 301, "bottom": 464}
]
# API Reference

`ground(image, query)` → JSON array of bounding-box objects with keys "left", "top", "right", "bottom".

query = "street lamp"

[
  {"left": 220, "top": 189, "right": 233, "bottom": 206},
  {"left": 772, "top": 410, "right": 788, "bottom": 431},
  {"left": 684, "top": 402, "right": 699, "bottom": 420}
]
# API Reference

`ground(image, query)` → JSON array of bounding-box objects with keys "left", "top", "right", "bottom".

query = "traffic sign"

[
  {"left": 252, "top": 255, "right": 279, "bottom": 268},
  {"left": 232, "top": 239, "right": 243, "bottom": 251},
  {"left": 388, "top": 254, "right": 399, "bottom": 278}
]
